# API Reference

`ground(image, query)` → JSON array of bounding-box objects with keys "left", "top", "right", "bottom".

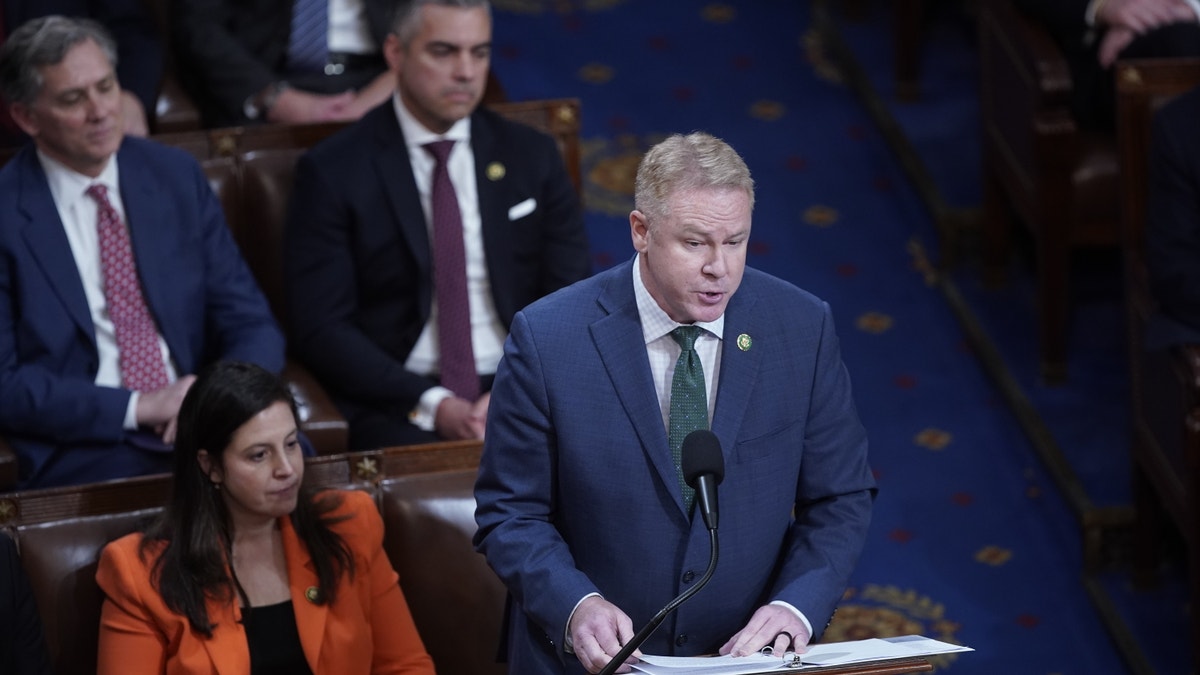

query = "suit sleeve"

[
  {"left": 1011, "top": 0, "right": 1091, "bottom": 40},
  {"left": 171, "top": 0, "right": 282, "bottom": 121},
  {"left": 343, "top": 493, "right": 437, "bottom": 675},
  {"left": 473, "top": 310, "right": 601, "bottom": 646},
  {"left": 95, "top": 539, "right": 169, "bottom": 675},
  {"left": 1146, "top": 92, "right": 1200, "bottom": 334},
  {"left": 0, "top": 250, "right": 130, "bottom": 444},
  {"left": 766, "top": 303, "right": 876, "bottom": 637},
  {"left": 284, "top": 152, "right": 438, "bottom": 411}
]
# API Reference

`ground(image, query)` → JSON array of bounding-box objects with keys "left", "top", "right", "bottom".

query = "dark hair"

[
  {"left": 139, "top": 361, "right": 354, "bottom": 637},
  {"left": 390, "top": 0, "right": 491, "bottom": 46},
  {"left": 0, "top": 15, "right": 118, "bottom": 107}
]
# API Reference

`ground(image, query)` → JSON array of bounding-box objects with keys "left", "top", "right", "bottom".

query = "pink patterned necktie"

[
  {"left": 86, "top": 184, "right": 170, "bottom": 392},
  {"left": 423, "top": 140, "right": 478, "bottom": 401}
]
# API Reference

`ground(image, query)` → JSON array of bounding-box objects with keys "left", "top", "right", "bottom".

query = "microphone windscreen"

[{"left": 681, "top": 430, "right": 725, "bottom": 487}]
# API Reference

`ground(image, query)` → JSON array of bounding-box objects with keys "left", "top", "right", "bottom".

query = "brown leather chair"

[
  {"left": 0, "top": 437, "right": 16, "bottom": 492},
  {"left": 978, "top": 0, "right": 1121, "bottom": 382},
  {"left": 1114, "top": 57, "right": 1200, "bottom": 666},
  {"left": 381, "top": 470, "right": 507, "bottom": 675},
  {"left": 200, "top": 151, "right": 350, "bottom": 456}
]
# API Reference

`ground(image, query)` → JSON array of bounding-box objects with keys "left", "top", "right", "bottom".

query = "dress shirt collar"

[
  {"left": 37, "top": 148, "right": 120, "bottom": 208},
  {"left": 632, "top": 253, "right": 724, "bottom": 344},
  {"left": 392, "top": 92, "right": 471, "bottom": 151}
]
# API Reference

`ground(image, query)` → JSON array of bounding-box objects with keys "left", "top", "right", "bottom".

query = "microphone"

[
  {"left": 682, "top": 430, "right": 724, "bottom": 531},
  {"left": 596, "top": 430, "right": 725, "bottom": 675}
]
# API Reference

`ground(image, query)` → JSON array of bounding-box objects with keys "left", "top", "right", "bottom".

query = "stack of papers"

[{"left": 632, "top": 635, "right": 973, "bottom": 674}]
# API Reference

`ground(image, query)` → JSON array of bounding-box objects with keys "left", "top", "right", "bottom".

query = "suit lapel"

[
  {"left": 15, "top": 149, "right": 95, "bottom": 343},
  {"left": 117, "top": 144, "right": 192, "bottom": 369},
  {"left": 591, "top": 262, "right": 682, "bottom": 508},
  {"left": 372, "top": 107, "right": 433, "bottom": 313},
  {"left": 471, "top": 112, "right": 514, "bottom": 299},
  {"left": 281, "top": 515, "right": 329, "bottom": 673},
  {"left": 711, "top": 283, "right": 761, "bottom": 456},
  {"left": 201, "top": 597, "right": 249, "bottom": 675}
]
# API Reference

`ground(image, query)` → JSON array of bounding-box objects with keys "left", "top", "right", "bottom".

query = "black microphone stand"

[{"left": 596, "top": 528, "right": 719, "bottom": 675}]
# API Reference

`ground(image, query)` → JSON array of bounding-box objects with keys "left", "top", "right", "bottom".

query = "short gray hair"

[
  {"left": 0, "top": 15, "right": 118, "bottom": 107},
  {"left": 390, "top": 0, "right": 492, "bottom": 47},
  {"left": 634, "top": 132, "right": 756, "bottom": 224}
]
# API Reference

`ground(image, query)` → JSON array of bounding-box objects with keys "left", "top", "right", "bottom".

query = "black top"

[{"left": 242, "top": 600, "right": 313, "bottom": 675}]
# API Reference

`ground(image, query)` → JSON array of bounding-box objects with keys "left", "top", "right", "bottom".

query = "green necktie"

[{"left": 669, "top": 326, "right": 708, "bottom": 510}]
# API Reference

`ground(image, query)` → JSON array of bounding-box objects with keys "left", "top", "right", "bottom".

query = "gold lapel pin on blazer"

[
  {"left": 737, "top": 334, "right": 752, "bottom": 351},
  {"left": 486, "top": 162, "right": 505, "bottom": 181}
]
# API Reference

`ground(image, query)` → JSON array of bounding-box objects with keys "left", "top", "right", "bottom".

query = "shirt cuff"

[
  {"left": 563, "top": 592, "right": 602, "bottom": 654},
  {"left": 408, "top": 386, "right": 453, "bottom": 432},
  {"left": 769, "top": 600, "right": 814, "bottom": 645},
  {"left": 124, "top": 391, "right": 139, "bottom": 430}
]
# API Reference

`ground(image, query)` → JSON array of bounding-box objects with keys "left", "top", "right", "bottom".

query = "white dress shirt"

[
  {"left": 392, "top": 94, "right": 507, "bottom": 428},
  {"left": 38, "top": 151, "right": 178, "bottom": 430},
  {"left": 328, "top": 0, "right": 377, "bottom": 54}
]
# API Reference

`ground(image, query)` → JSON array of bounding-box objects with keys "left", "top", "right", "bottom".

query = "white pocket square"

[{"left": 508, "top": 198, "right": 537, "bottom": 221}]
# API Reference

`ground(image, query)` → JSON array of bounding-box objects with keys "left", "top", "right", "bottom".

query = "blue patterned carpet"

[{"left": 489, "top": 1, "right": 1189, "bottom": 673}]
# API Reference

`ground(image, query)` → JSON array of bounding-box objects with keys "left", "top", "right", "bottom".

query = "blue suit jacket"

[
  {"left": 474, "top": 259, "right": 876, "bottom": 675},
  {"left": 0, "top": 137, "right": 284, "bottom": 488}
]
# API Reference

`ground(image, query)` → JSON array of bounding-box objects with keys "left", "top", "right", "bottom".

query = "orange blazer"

[{"left": 95, "top": 490, "right": 435, "bottom": 675}]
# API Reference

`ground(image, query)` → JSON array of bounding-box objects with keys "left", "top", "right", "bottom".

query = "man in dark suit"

[
  {"left": 172, "top": 0, "right": 399, "bottom": 127},
  {"left": 1145, "top": 84, "right": 1200, "bottom": 346},
  {"left": 0, "top": 533, "right": 50, "bottom": 675},
  {"left": 1, "top": 0, "right": 160, "bottom": 142},
  {"left": 1014, "top": 0, "right": 1200, "bottom": 130},
  {"left": 0, "top": 16, "right": 285, "bottom": 488},
  {"left": 284, "top": 0, "right": 589, "bottom": 450},
  {"left": 473, "top": 132, "right": 876, "bottom": 675}
]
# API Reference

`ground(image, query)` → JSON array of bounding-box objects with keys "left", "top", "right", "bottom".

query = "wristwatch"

[{"left": 243, "top": 81, "right": 289, "bottom": 120}]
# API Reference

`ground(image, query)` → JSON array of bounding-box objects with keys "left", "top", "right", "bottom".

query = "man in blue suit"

[
  {"left": 474, "top": 132, "right": 876, "bottom": 674},
  {"left": 0, "top": 16, "right": 284, "bottom": 489}
]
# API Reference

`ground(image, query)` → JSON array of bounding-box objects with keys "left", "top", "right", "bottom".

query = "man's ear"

[
  {"left": 630, "top": 210, "right": 650, "bottom": 253},
  {"left": 383, "top": 32, "right": 404, "bottom": 71},
  {"left": 8, "top": 101, "right": 39, "bottom": 137}
]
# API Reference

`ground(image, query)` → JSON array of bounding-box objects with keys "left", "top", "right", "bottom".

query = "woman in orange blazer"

[{"left": 95, "top": 361, "right": 436, "bottom": 675}]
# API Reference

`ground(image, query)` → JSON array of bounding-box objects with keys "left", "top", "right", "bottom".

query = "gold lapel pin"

[
  {"left": 737, "top": 334, "right": 752, "bottom": 351},
  {"left": 486, "top": 161, "right": 506, "bottom": 181},
  {"left": 305, "top": 586, "right": 321, "bottom": 603}
]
